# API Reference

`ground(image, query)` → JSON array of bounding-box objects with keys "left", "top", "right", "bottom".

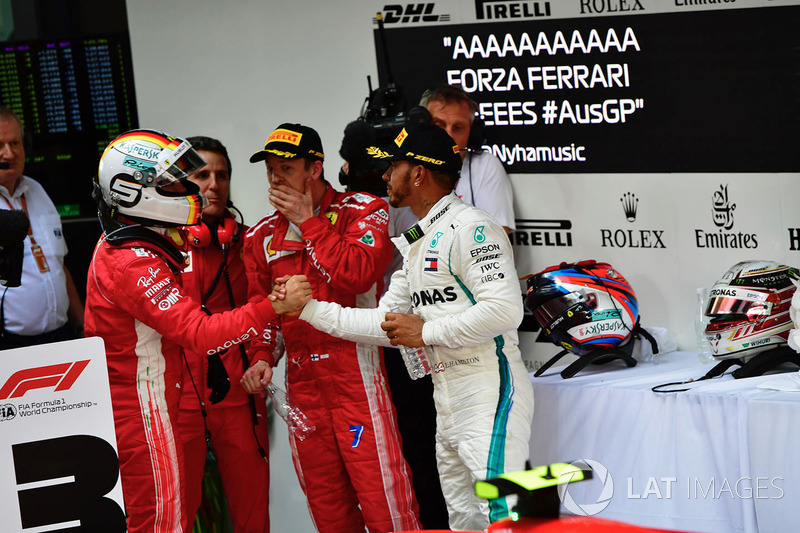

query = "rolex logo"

[{"left": 620, "top": 192, "right": 638, "bottom": 222}]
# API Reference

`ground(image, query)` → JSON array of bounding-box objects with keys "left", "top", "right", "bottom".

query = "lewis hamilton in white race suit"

[{"left": 297, "top": 122, "right": 534, "bottom": 531}]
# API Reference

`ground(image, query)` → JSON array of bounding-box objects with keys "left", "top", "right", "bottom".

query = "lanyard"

[{"left": 2, "top": 193, "right": 50, "bottom": 273}]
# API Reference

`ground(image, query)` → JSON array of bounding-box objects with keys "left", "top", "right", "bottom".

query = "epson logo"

[
  {"left": 475, "top": 0, "right": 551, "bottom": 20},
  {"left": 470, "top": 243, "right": 502, "bottom": 256},
  {"left": 511, "top": 219, "right": 572, "bottom": 247},
  {"left": 375, "top": 4, "right": 450, "bottom": 24}
]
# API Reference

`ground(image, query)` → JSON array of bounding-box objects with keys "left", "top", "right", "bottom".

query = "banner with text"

[
  {"left": 374, "top": 3, "right": 799, "bottom": 172},
  {"left": 0, "top": 337, "right": 125, "bottom": 532}
]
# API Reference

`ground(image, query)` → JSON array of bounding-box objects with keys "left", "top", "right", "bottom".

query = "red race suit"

[
  {"left": 244, "top": 185, "right": 420, "bottom": 532},
  {"left": 85, "top": 231, "right": 278, "bottom": 533},
  {"left": 176, "top": 221, "right": 271, "bottom": 532}
]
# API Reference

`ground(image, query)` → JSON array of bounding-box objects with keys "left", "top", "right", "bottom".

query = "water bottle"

[
  {"left": 266, "top": 382, "right": 316, "bottom": 440},
  {"left": 695, "top": 287, "right": 714, "bottom": 364},
  {"left": 389, "top": 305, "right": 431, "bottom": 379}
]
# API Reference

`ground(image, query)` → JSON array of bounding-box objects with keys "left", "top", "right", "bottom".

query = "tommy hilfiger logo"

[{"left": 620, "top": 192, "right": 638, "bottom": 222}]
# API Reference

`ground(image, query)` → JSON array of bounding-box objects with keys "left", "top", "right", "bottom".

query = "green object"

[
  {"left": 475, "top": 462, "right": 586, "bottom": 499},
  {"left": 474, "top": 462, "right": 593, "bottom": 519},
  {"left": 193, "top": 449, "right": 233, "bottom": 533},
  {"left": 56, "top": 204, "right": 81, "bottom": 217}
]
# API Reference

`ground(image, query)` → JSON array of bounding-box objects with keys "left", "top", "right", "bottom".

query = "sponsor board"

[
  {"left": 0, "top": 337, "right": 125, "bottom": 531},
  {"left": 374, "top": 5, "right": 799, "bottom": 172}
]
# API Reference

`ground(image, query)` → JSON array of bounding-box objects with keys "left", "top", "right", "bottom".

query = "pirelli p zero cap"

[
  {"left": 249, "top": 123, "right": 325, "bottom": 163},
  {"left": 367, "top": 121, "right": 461, "bottom": 176}
]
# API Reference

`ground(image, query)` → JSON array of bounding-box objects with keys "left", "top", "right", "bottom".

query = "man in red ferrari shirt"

[
  {"left": 176, "top": 136, "right": 270, "bottom": 532},
  {"left": 240, "top": 123, "right": 420, "bottom": 532},
  {"left": 85, "top": 129, "right": 309, "bottom": 533}
]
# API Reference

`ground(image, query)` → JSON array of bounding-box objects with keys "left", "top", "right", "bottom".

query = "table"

[{"left": 527, "top": 351, "right": 800, "bottom": 533}]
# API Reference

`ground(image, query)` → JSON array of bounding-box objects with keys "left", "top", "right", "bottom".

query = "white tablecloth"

[{"left": 528, "top": 351, "right": 800, "bottom": 533}]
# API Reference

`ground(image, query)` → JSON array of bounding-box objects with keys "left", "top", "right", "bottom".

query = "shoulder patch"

[
  {"left": 349, "top": 192, "right": 376, "bottom": 204},
  {"left": 359, "top": 230, "right": 376, "bottom": 247},
  {"left": 133, "top": 247, "right": 153, "bottom": 258}
]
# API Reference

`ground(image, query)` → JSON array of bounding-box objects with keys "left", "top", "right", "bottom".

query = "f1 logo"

[{"left": 0, "top": 360, "right": 90, "bottom": 399}]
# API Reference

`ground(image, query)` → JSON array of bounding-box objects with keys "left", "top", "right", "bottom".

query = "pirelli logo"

[
  {"left": 394, "top": 128, "right": 408, "bottom": 147},
  {"left": 267, "top": 129, "right": 302, "bottom": 146}
]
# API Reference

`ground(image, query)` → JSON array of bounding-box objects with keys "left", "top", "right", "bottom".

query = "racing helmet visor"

[
  {"left": 533, "top": 290, "right": 591, "bottom": 326},
  {"left": 705, "top": 295, "right": 772, "bottom": 322},
  {"left": 154, "top": 143, "right": 207, "bottom": 190}
]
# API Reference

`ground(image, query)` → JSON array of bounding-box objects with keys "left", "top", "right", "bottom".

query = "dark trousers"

[
  {"left": 0, "top": 323, "right": 75, "bottom": 350},
  {"left": 384, "top": 347, "right": 450, "bottom": 529}
]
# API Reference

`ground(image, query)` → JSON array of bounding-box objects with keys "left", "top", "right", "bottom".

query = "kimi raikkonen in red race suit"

[
  {"left": 244, "top": 184, "right": 420, "bottom": 532},
  {"left": 175, "top": 219, "right": 271, "bottom": 532},
  {"left": 85, "top": 231, "right": 280, "bottom": 533}
]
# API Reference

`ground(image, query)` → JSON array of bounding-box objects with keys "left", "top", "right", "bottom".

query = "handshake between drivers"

[{"left": 269, "top": 274, "right": 312, "bottom": 315}]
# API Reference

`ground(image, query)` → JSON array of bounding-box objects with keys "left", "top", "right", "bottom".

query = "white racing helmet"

[
  {"left": 96, "top": 129, "right": 207, "bottom": 227},
  {"left": 703, "top": 260, "right": 797, "bottom": 360}
]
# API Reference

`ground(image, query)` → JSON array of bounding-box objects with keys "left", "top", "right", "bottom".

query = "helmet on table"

[
  {"left": 95, "top": 129, "right": 207, "bottom": 227},
  {"left": 526, "top": 260, "right": 639, "bottom": 357},
  {"left": 703, "top": 260, "right": 797, "bottom": 360}
]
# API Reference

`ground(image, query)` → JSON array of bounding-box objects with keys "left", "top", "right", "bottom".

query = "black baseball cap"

[
  {"left": 367, "top": 122, "right": 461, "bottom": 176},
  {"left": 249, "top": 123, "right": 325, "bottom": 163}
]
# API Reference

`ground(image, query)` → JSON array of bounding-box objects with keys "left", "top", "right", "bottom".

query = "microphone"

[
  {"left": 0, "top": 209, "right": 29, "bottom": 247},
  {"left": 0, "top": 162, "right": 10, "bottom": 169},
  {"left": 225, "top": 199, "right": 243, "bottom": 242},
  {"left": 0, "top": 209, "right": 29, "bottom": 287}
]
